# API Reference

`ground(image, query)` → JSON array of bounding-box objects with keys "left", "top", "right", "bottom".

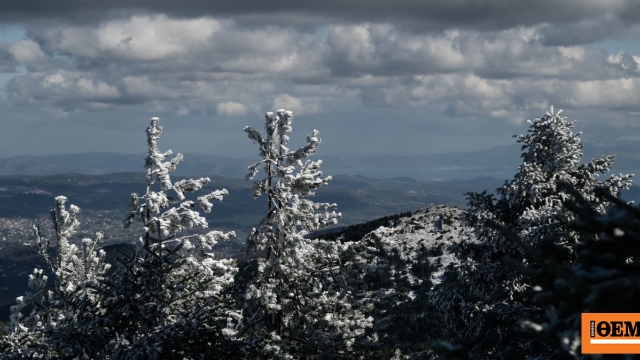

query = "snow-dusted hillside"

[{"left": 361, "top": 205, "right": 476, "bottom": 287}]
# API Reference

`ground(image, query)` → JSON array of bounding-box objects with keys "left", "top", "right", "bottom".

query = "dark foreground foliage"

[{"left": 492, "top": 182, "right": 640, "bottom": 358}]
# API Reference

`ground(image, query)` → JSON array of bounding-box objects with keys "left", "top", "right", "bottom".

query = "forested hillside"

[{"left": 1, "top": 108, "right": 639, "bottom": 359}]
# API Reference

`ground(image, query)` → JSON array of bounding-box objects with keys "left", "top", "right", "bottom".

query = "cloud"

[
  {"left": 4, "top": 14, "right": 640, "bottom": 118},
  {"left": 6, "top": 39, "right": 46, "bottom": 71},
  {"left": 2, "top": 0, "right": 639, "bottom": 35},
  {"left": 325, "top": 24, "right": 472, "bottom": 77},
  {"left": 1, "top": 4, "right": 640, "bottom": 158},
  {"left": 608, "top": 51, "right": 640, "bottom": 72},
  {"left": 561, "top": 78, "right": 640, "bottom": 110},
  {"left": 216, "top": 101, "right": 248, "bottom": 116},
  {"left": 33, "top": 15, "right": 222, "bottom": 61},
  {"left": 272, "top": 93, "right": 321, "bottom": 115},
  {"left": 6, "top": 70, "right": 120, "bottom": 112},
  {"left": 4, "top": 17, "right": 640, "bottom": 121},
  {"left": 323, "top": 25, "right": 640, "bottom": 82}
]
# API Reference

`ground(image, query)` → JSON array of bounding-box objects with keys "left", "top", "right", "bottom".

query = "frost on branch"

[
  {"left": 1, "top": 117, "right": 242, "bottom": 359},
  {"left": 124, "top": 117, "right": 235, "bottom": 250},
  {"left": 241, "top": 109, "right": 375, "bottom": 358},
  {"left": 105, "top": 117, "right": 240, "bottom": 358},
  {"left": 433, "top": 106, "right": 633, "bottom": 358},
  {"left": 494, "top": 182, "right": 640, "bottom": 358},
  {"left": 1, "top": 197, "right": 110, "bottom": 359},
  {"left": 243, "top": 110, "right": 338, "bottom": 256}
]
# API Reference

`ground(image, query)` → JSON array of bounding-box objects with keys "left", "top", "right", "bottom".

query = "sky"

[{"left": 1, "top": 1, "right": 640, "bottom": 158}]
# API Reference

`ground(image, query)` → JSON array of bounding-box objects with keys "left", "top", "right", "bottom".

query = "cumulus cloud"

[
  {"left": 6, "top": 39, "right": 47, "bottom": 71},
  {"left": 216, "top": 101, "right": 248, "bottom": 116},
  {"left": 272, "top": 93, "right": 322, "bottom": 115},
  {"left": 325, "top": 24, "right": 472, "bottom": 77},
  {"left": 1, "top": 2, "right": 640, "bottom": 157},
  {"left": 608, "top": 51, "right": 640, "bottom": 72},
  {"left": 3, "top": 16, "right": 640, "bottom": 123},
  {"left": 32, "top": 15, "right": 221, "bottom": 61},
  {"left": 6, "top": 70, "right": 120, "bottom": 112},
  {"left": 4, "top": 16, "right": 640, "bottom": 119}
]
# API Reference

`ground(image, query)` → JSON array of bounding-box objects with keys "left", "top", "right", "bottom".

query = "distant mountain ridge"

[
  {"left": 0, "top": 148, "right": 522, "bottom": 179},
  {"left": 0, "top": 152, "right": 254, "bottom": 179},
  {"left": 0, "top": 142, "right": 635, "bottom": 180}
]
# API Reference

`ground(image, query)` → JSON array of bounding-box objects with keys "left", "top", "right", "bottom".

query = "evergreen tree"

[
  {"left": 434, "top": 107, "right": 632, "bottom": 358},
  {"left": 102, "top": 117, "right": 240, "bottom": 359},
  {"left": 0, "top": 196, "right": 110, "bottom": 359},
  {"left": 1, "top": 117, "right": 240, "bottom": 359},
  {"left": 241, "top": 109, "right": 375, "bottom": 359},
  {"left": 499, "top": 182, "right": 640, "bottom": 358}
]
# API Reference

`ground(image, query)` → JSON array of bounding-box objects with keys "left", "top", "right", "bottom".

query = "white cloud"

[
  {"left": 7, "top": 39, "right": 46, "bottom": 70},
  {"left": 559, "top": 46, "right": 587, "bottom": 61},
  {"left": 1, "top": 10, "right": 640, "bottom": 157},
  {"left": 37, "top": 71, "right": 120, "bottom": 100},
  {"left": 40, "top": 15, "right": 222, "bottom": 61},
  {"left": 562, "top": 78, "right": 640, "bottom": 109},
  {"left": 6, "top": 70, "right": 120, "bottom": 112},
  {"left": 607, "top": 51, "right": 640, "bottom": 72},
  {"left": 216, "top": 101, "right": 248, "bottom": 116},
  {"left": 272, "top": 93, "right": 320, "bottom": 115},
  {"left": 273, "top": 93, "right": 303, "bottom": 113},
  {"left": 326, "top": 24, "right": 471, "bottom": 76},
  {"left": 327, "top": 24, "right": 378, "bottom": 70},
  {"left": 7, "top": 19, "right": 640, "bottom": 119},
  {"left": 75, "top": 77, "right": 119, "bottom": 99}
]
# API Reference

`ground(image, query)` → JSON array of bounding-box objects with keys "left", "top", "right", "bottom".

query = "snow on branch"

[{"left": 128, "top": 117, "right": 234, "bottom": 249}]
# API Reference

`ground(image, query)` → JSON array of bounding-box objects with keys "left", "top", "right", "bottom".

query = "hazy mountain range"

[{"left": 1, "top": 143, "right": 637, "bottom": 180}]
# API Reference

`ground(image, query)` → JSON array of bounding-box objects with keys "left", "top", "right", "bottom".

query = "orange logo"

[{"left": 582, "top": 313, "right": 640, "bottom": 354}]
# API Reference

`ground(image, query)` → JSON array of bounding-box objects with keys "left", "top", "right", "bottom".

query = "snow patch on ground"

[{"left": 363, "top": 205, "right": 477, "bottom": 286}]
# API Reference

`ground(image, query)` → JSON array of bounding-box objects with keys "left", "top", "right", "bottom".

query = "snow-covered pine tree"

[
  {"left": 1, "top": 117, "right": 241, "bottom": 359},
  {"left": 0, "top": 197, "right": 111, "bottom": 359},
  {"left": 241, "top": 109, "right": 375, "bottom": 359},
  {"left": 433, "top": 107, "right": 632, "bottom": 358},
  {"left": 101, "top": 117, "right": 240, "bottom": 359},
  {"left": 501, "top": 182, "right": 640, "bottom": 358}
]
